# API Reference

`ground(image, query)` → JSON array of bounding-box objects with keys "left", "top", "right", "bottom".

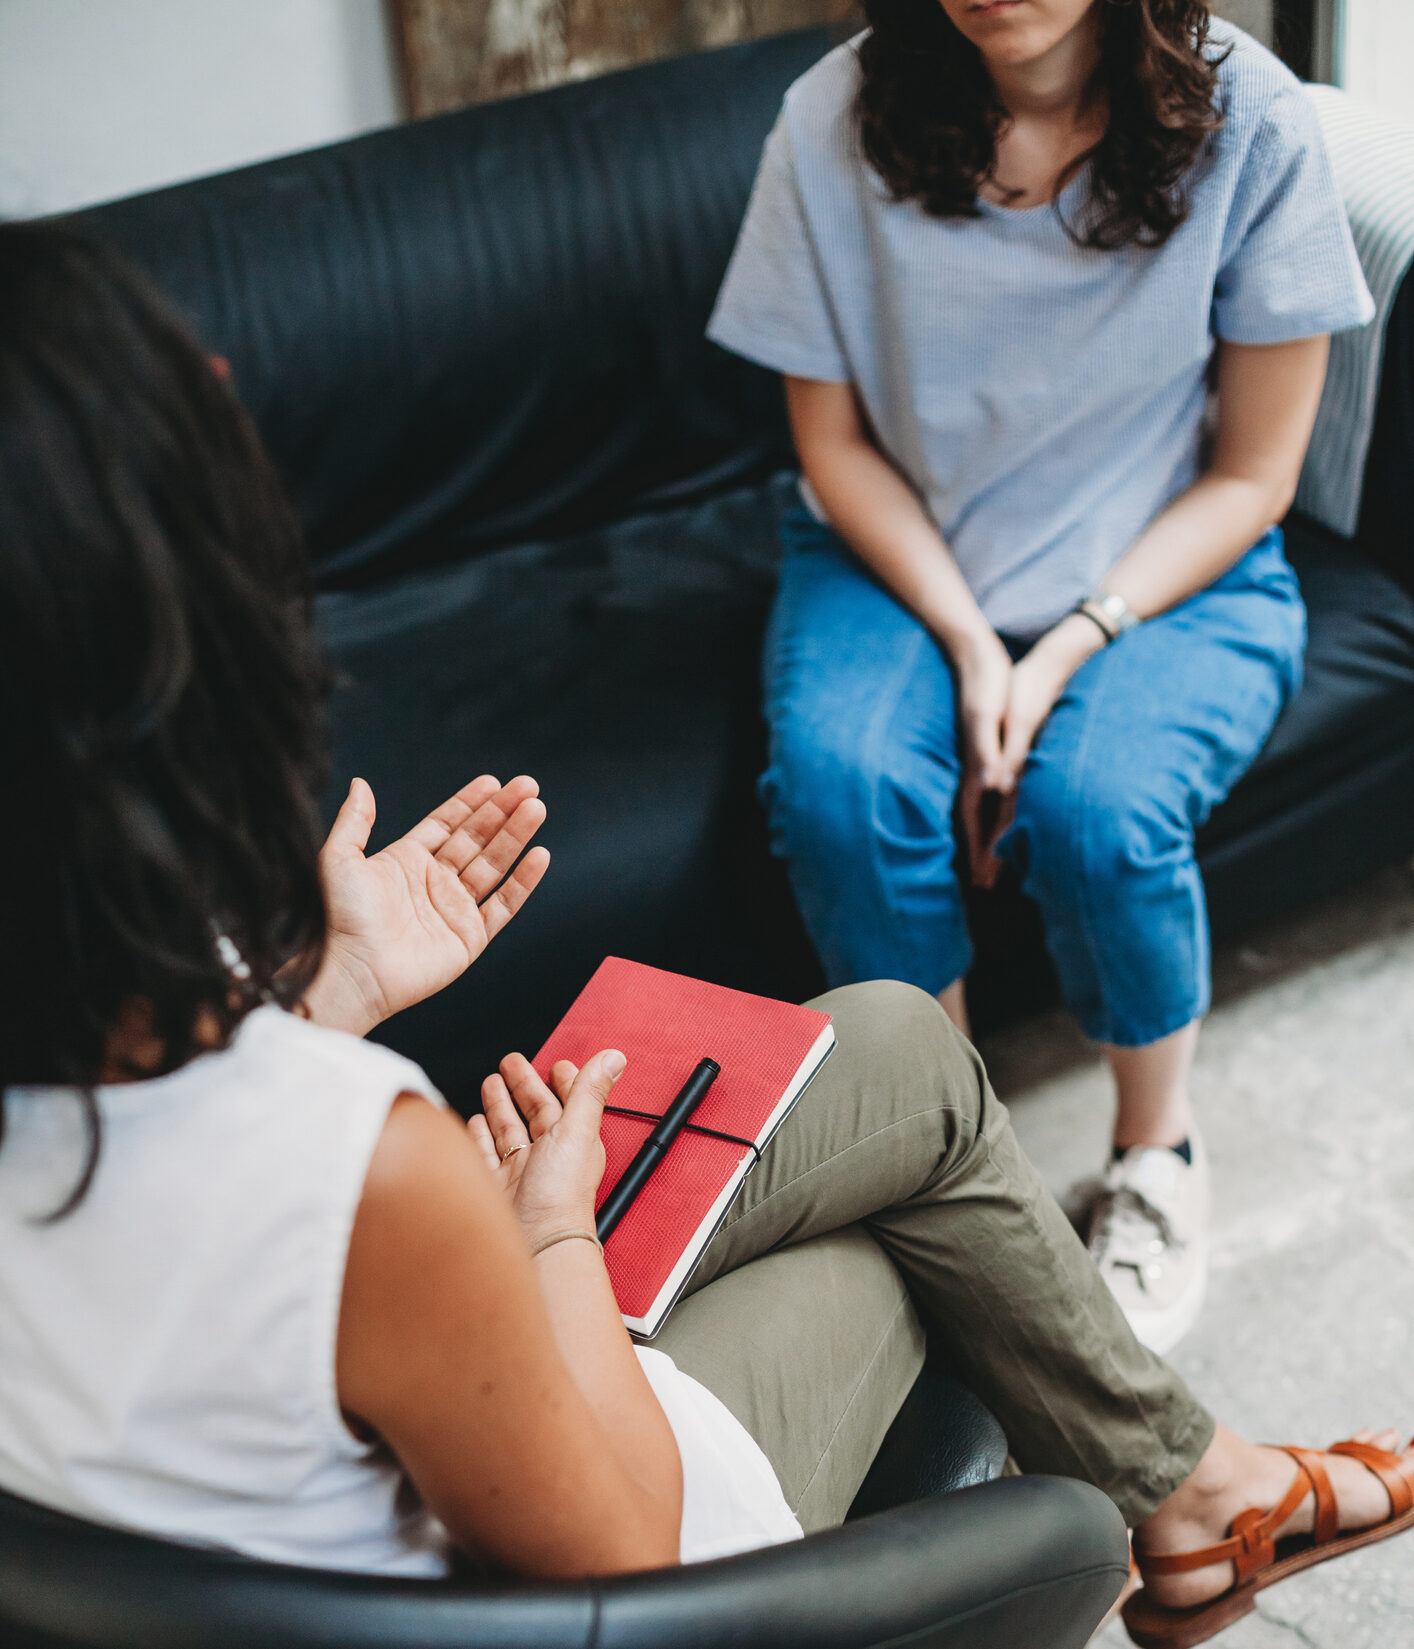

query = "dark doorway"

[{"left": 1273, "top": 0, "right": 1320, "bottom": 80}]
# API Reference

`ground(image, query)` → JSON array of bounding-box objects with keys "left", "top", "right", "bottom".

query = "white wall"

[
  {"left": 1341, "top": 0, "right": 1414, "bottom": 125},
  {"left": 0, "top": 0, "right": 403, "bottom": 218}
]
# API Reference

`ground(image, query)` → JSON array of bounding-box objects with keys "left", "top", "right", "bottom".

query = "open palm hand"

[{"left": 302, "top": 775, "right": 549, "bottom": 1036}]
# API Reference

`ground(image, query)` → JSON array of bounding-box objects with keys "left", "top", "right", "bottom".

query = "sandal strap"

[
  {"left": 1328, "top": 1439, "right": 1414, "bottom": 1517},
  {"left": 1283, "top": 1446, "right": 1339, "bottom": 1546},
  {"left": 1140, "top": 1439, "right": 1414, "bottom": 1582},
  {"left": 1141, "top": 1449, "right": 1314, "bottom": 1579}
]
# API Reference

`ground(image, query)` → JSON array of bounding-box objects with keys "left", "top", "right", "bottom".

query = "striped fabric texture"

[{"left": 1297, "top": 85, "right": 1414, "bottom": 537}]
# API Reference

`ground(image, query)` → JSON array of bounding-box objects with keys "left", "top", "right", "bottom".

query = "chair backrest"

[
  {"left": 0, "top": 1474, "right": 1128, "bottom": 1649},
  {"left": 68, "top": 31, "right": 830, "bottom": 590}
]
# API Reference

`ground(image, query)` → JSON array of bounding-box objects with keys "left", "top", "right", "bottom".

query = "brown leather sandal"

[{"left": 1122, "top": 1438, "right": 1414, "bottom": 1648}]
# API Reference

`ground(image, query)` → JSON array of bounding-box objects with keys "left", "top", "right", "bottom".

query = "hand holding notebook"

[{"left": 533, "top": 958, "right": 835, "bottom": 1337}]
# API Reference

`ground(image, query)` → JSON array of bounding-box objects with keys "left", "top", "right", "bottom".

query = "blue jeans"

[{"left": 760, "top": 505, "right": 1307, "bottom": 1047}]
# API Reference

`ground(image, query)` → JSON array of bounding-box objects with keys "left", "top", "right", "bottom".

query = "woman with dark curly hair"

[{"left": 709, "top": 1, "right": 1374, "bottom": 1354}]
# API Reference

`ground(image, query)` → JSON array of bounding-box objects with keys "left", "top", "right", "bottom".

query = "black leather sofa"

[
  {"left": 73, "top": 27, "right": 1414, "bottom": 1108},
  {"left": 20, "top": 23, "right": 1406, "bottom": 1649}
]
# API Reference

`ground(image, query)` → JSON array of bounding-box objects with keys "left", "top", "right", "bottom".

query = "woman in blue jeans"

[{"left": 708, "top": 0, "right": 1373, "bottom": 1350}]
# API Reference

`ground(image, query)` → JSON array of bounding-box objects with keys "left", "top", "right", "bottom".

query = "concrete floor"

[{"left": 982, "top": 863, "right": 1414, "bottom": 1649}]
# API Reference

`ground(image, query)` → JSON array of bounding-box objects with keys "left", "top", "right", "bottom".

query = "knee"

[
  {"left": 760, "top": 713, "right": 872, "bottom": 855},
  {"left": 821, "top": 977, "right": 944, "bottom": 1040},
  {"left": 1012, "top": 760, "right": 1187, "bottom": 896},
  {"left": 815, "top": 979, "right": 988, "bottom": 1130},
  {"left": 763, "top": 720, "right": 955, "bottom": 865}
]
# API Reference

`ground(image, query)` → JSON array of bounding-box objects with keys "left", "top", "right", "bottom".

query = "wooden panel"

[
  {"left": 746, "top": 0, "right": 856, "bottom": 35},
  {"left": 563, "top": 0, "right": 689, "bottom": 81},
  {"left": 394, "top": 0, "right": 860, "bottom": 118}
]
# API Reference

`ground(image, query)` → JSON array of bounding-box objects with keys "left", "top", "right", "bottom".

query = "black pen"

[{"left": 596, "top": 1057, "right": 720, "bottom": 1243}]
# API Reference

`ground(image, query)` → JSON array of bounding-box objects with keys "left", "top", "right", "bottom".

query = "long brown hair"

[
  {"left": 0, "top": 223, "right": 331, "bottom": 1213},
  {"left": 856, "top": 0, "right": 1229, "bottom": 249}
]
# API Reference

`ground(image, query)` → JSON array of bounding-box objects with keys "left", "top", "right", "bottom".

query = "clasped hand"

[{"left": 955, "top": 618, "right": 1101, "bottom": 887}]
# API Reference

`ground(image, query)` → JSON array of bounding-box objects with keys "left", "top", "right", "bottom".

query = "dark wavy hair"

[
  {"left": 0, "top": 222, "right": 331, "bottom": 1214},
  {"left": 857, "top": 0, "right": 1227, "bottom": 250}
]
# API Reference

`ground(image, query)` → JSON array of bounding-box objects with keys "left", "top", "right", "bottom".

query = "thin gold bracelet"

[{"left": 529, "top": 1228, "right": 603, "bottom": 1259}]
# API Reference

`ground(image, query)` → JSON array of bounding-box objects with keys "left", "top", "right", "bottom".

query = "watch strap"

[
  {"left": 1072, "top": 602, "right": 1118, "bottom": 644},
  {"left": 1073, "top": 591, "right": 1138, "bottom": 642}
]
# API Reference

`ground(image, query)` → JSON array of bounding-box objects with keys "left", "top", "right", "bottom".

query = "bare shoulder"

[
  {"left": 350, "top": 1090, "right": 510, "bottom": 1260},
  {"left": 359, "top": 1089, "right": 472, "bottom": 1197},
  {"left": 338, "top": 1090, "right": 531, "bottom": 1413}
]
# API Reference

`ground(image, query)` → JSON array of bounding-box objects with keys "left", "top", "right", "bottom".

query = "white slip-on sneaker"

[{"left": 1086, "top": 1132, "right": 1209, "bottom": 1356}]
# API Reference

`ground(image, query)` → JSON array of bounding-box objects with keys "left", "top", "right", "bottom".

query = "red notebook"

[{"left": 533, "top": 958, "right": 835, "bottom": 1337}]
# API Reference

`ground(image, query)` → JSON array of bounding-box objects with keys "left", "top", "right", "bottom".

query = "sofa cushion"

[
  {"left": 1201, "top": 512, "right": 1414, "bottom": 852},
  {"left": 320, "top": 473, "right": 820, "bottom": 1104}
]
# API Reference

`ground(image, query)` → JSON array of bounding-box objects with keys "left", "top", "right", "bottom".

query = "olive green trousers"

[{"left": 655, "top": 980, "right": 1214, "bottom": 1533}]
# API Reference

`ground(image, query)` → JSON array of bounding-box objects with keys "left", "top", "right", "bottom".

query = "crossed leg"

[{"left": 656, "top": 980, "right": 1413, "bottom": 1621}]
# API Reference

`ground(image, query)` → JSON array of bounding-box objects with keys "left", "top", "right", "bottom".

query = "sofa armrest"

[
  {"left": 1357, "top": 261, "right": 1414, "bottom": 592},
  {"left": 1298, "top": 86, "right": 1414, "bottom": 543}
]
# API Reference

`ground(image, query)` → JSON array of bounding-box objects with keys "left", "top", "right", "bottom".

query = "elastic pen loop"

[{"left": 602, "top": 1104, "right": 762, "bottom": 1169}]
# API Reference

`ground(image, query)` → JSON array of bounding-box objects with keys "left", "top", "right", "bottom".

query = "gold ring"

[{"left": 500, "top": 1142, "right": 528, "bottom": 1163}]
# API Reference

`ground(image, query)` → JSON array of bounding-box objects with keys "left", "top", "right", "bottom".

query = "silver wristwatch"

[{"left": 1073, "top": 590, "right": 1138, "bottom": 644}]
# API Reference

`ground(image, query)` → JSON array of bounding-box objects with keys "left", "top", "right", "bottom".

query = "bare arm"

[
  {"left": 998, "top": 335, "right": 1330, "bottom": 779},
  {"left": 336, "top": 1057, "right": 682, "bottom": 1578},
  {"left": 1102, "top": 334, "right": 1329, "bottom": 619},
  {"left": 470, "top": 1053, "right": 685, "bottom": 1502},
  {"left": 785, "top": 375, "right": 996, "bottom": 663},
  {"left": 785, "top": 375, "right": 1014, "bottom": 872}
]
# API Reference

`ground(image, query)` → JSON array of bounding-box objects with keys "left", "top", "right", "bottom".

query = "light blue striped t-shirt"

[{"left": 707, "top": 22, "right": 1375, "bottom": 639}]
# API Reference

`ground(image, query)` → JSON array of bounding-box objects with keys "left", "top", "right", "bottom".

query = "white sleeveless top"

[{"left": 0, "top": 1007, "right": 800, "bottom": 1573}]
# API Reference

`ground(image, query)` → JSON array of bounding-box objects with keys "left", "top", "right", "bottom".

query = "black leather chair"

[
  {"left": 0, "top": 1371, "right": 1130, "bottom": 1649},
  {"left": 0, "top": 1482, "right": 1126, "bottom": 1649}
]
